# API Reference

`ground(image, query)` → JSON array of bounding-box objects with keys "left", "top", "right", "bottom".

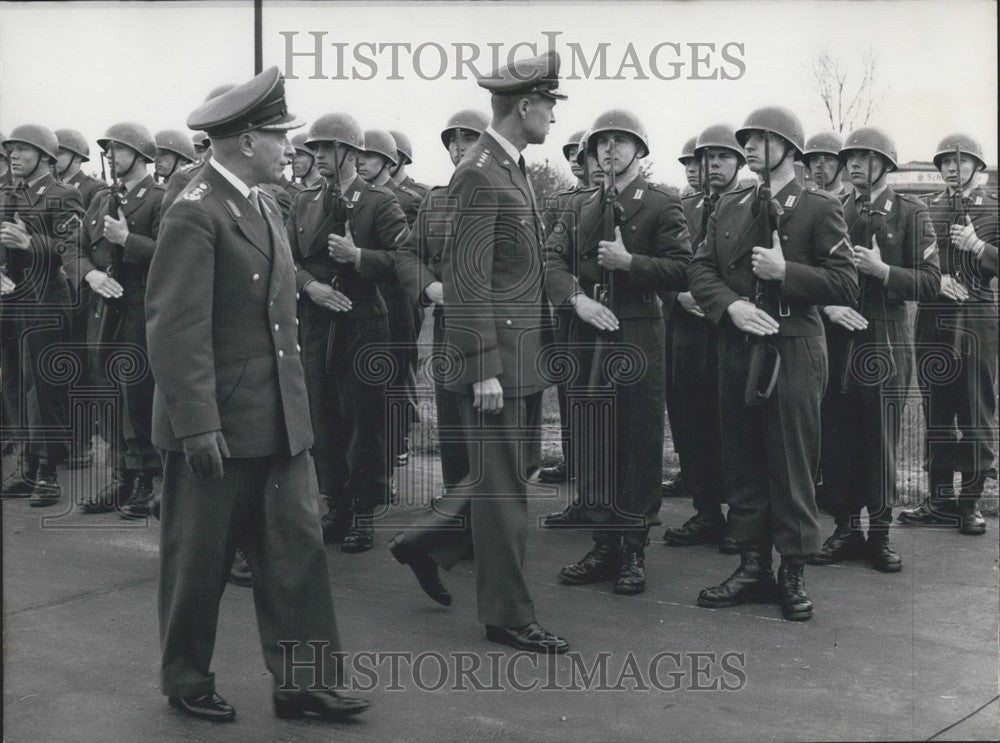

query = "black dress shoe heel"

[
  {"left": 273, "top": 691, "right": 371, "bottom": 720},
  {"left": 389, "top": 535, "right": 452, "bottom": 606},
  {"left": 168, "top": 692, "right": 236, "bottom": 722},
  {"left": 485, "top": 622, "right": 569, "bottom": 654}
]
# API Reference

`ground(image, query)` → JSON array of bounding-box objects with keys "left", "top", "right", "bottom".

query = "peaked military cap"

[
  {"left": 187, "top": 66, "right": 303, "bottom": 139},
  {"left": 477, "top": 50, "right": 567, "bottom": 100}
]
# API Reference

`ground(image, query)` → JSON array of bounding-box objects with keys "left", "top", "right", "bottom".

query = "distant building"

[{"left": 800, "top": 159, "right": 997, "bottom": 195}]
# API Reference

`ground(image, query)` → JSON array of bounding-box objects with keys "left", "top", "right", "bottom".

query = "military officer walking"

[
  {"left": 809, "top": 127, "right": 939, "bottom": 571},
  {"left": 689, "top": 107, "right": 858, "bottom": 621},
  {"left": 146, "top": 67, "right": 368, "bottom": 723}
]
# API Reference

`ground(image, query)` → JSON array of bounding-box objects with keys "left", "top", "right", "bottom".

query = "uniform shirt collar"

[
  {"left": 485, "top": 125, "right": 523, "bottom": 163},
  {"left": 767, "top": 169, "right": 796, "bottom": 196},
  {"left": 209, "top": 157, "right": 252, "bottom": 199},
  {"left": 858, "top": 183, "right": 888, "bottom": 204}
]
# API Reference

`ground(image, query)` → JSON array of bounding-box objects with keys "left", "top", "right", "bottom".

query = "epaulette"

[
  {"left": 179, "top": 180, "right": 211, "bottom": 202},
  {"left": 719, "top": 184, "right": 756, "bottom": 206},
  {"left": 152, "top": 181, "right": 166, "bottom": 191},
  {"left": 411, "top": 180, "right": 431, "bottom": 193},
  {"left": 368, "top": 183, "right": 396, "bottom": 197},
  {"left": 301, "top": 181, "right": 323, "bottom": 192},
  {"left": 923, "top": 189, "right": 948, "bottom": 205},
  {"left": 896, "top": 192, "right": 928, "bottom": 207},
  {"left": 804, "top": 186, "right": 838, "bottom": 201},
  {"left": 648, "top": 182, "right": 680, "bottom": 197},
  {"left": 473, "top": 148, "right": 492, "bottom": 169},
  {"left": 178, "top": 161, "right": 201, "bottom": 174},
  {"left": 681, "top": 191, "right": 703, "bottom": 203}
]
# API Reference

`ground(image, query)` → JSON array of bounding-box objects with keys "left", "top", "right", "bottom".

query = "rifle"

[
  {"left": 744, "top": 135, "right": 783, "bottom": 405},
  {"left": 699, "top": 153, "right": 712, "bottom": 247},
  {"left": 93, "top": 150, "right": 126, "bottom": 338},
  {"left": 952, "top": 143, "right": 971, "bottom": 292},
  {"left": 323, "top": 174, "right": 351, "bottom": 367}
]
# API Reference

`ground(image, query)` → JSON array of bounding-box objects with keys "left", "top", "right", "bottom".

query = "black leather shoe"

[
  {"left": 698, "top": 552, "right": 778, "bottom": 608},
  {"left": 542, "top": 502, "right": 588, "bottom": 528},
  {"left": 485, "top": 622, "right": 569, "bottom": 654},
  {"left": 28, "top": 471, "right": 61, "bottom": 508},
  {"left": 321, "top": 508, "right": 352, "bottom": 544},
  {"left": 806, "top": 524, "right": 866, "bottom": 565},
  {"left": 168, "top": 692, "right": 236, "bottom": 722},
  {"left": 614, "top": 544, "right": 646, "bottom": 595},
  {"left": 777, "top": 558, "right": 813, "bottom": 621},
  {"left": 867, "top": 532, "right": 902, "bottom": 573},
  {"left": 538, "top": 461, "right": 569, "bottom": 484},
  {"left": 119, "top": 473, "right": 155, "bottom": 519},
  {"left": 897, "top": 498, "right": 959, "bottom": 526},
  {"left": 342, "top": 518, "right": 374, "bottom": 553},
  {"left": 273, "top": 690, "right": 371, "bottom": 720},
  {"left": 660, "top": 473, "right": 685, "bottom": 498},
  {"left": 558, "top": 539, "right": 620, "bottom": 585},
  {"left": 389, "top": 535, "right": 452, "bottom": 606},
  {"left": 229, "top": 549, "right": 252, "bottom": 587},
  {"left": 2, "top": 470, "right": 37, "bottom": 498},
  {"left": 662, "top": 511, "right": 725, "bottom": 546},
  {"left": 958, "top": 505, "right": 987, "bottom": 536}
]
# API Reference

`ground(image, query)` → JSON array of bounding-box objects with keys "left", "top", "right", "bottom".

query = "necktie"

[
  {"left": 517, "top": 155, "right": 526, "bottom": 176},
  {"left": 248, "top": 187, "right": 265, "bottom": 218}
]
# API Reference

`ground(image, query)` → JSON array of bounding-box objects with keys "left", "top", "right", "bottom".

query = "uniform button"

[
  {"left": 278, "top": 350, "right": 284, "bottom": 358},
  {"left": 505, "top": 319, "right": 512, "bottom": 327},
  {"left": 274, "top": 323, "right": 280, "bottom": 332},
  {"left": 298, "top": 227, "right": 304, "bottom": 232},
  {"left": 295, "top": 318, "right": 299, "bottom": 326},
  {"left": 631, "top": 225, "right": 637, "bottom": 232},
  {"left": 270, "top": 300, "right": 275, "bottom": 306},
  {"left": 296, "top": 292, "right": 300, "bottom": 300},
  {"left": 252, "top": 273, "right": 260, "bottom": 281},
  {"left": 781, "top": 234, "right": 788, "bottom": 241},
  {"left": 887, "top": 233, "right": 893, "bottom": 239},
  {"left": 724, "top": 231, "right": 730, "bottom": 238},
  {"left": 296, "top": 344, "right": 301, "bottom": 352}
]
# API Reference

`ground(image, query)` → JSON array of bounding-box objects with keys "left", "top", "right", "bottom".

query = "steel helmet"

[
  {"left": 694, "top": 124, "right": 745, "bottom": 167},
  {"left": 588, "top": 109, "right": 649, "bottom": 158},
  {"left": 677, "top": 136, "right": 698, "bottom": 164},
  {"left": 735, "top": 106, "right": 805, "bottom": 156},
  {"left": 389, "top": 130, "right": 413, "bottom": 165},
  {"left": 0, "top": 131, "right": 6, "bottom": 160},
  {"left": 154, "top": 129, "right": 197, "bottom": 162},
  {"left": 306, "top": 113, "right": 365, "bottom": 152},
  {"left": 932, "top": 133, "right": 986, "bottom": 172},
  {"left": 291, "top": 132, "right": 313, "bottom": 157},
  {"left": 362, "top": 129, "right": 398, "bottom": 166},
  {"left": 191, "top": 131, "right": 210, "bottom": 149},
  {"left": 802, "top": 131, "right": 844, "bottom": 163},
  {"left": 440, "top": 109, "right": 490, "bottom": 148},
  {"left": 563, "top": 129, "right": 586, "bottom": 161},
  {"left": 98, "top": 122, "right": 157, "bottom": 162},
  {"left": 839, "top": 127, "right": 898, "bottom": 171},
  {"left": 56, "top": 129, "right": 91, "bottom": 162},
  {"left": 204, "top": 83, "right": 238, "bottom": 102},
  {"left": 3, "top": 125, "right": 60, "bottom": 162},
  {"left": 575, "top": 130, "right": 592, "bottom": 166}
]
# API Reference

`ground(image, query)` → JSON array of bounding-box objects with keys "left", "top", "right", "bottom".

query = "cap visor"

[{"left": 258, "top": 113, "right": 305, "bottom": 132}]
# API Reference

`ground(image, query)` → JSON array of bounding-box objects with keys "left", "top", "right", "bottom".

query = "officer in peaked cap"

[
  {"left": 389, "top": 50, "right": 570, "bottom": 655},
  {"left": 145, "top": 66, "right": 369, "bottom": 724}
]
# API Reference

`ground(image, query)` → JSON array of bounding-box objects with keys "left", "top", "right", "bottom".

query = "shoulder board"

[
  {"left": 681, "top": 191, "right": 702, "bottom": 203},
  {"left": 177, "top": 161, "right": 200, "bottom": 174},
  {"left": 368, "top": 183, "right": 396, "bottom": 197},
  {"left": 647, "top": 182, "right": 678, "bottom": 197},
  {"left": 409, "top": 180, "right": 431, "bottom": 193},
  {"left": 895, "top": 192, "right": 927, "bottom": 207},
  {"left": 179, "top": 180, "right": 212, "bottom": 202},
  {"left": 152, "top": 181, "right": 166, "bottom": 191},
  {"left": 302, "top": 182, "right": 323, "bottom": 192},
  {"left": 472, "top": 148, "right": 492, "bottom": 169},
  {"left": 804, "top": 186, "right": 837, "bottom": 200},
  {"left": 923, "top": 189, "right": 948, "bottom": 205},
  {"left": 719, "top": 185, "right": 755, "bottom": 204}
]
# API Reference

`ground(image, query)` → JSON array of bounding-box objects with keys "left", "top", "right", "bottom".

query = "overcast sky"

[{"left": 1, "top": 0, "right": 996, "bottom": 188}]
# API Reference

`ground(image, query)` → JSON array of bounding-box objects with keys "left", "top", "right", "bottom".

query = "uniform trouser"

[
  {"left": 671, "top": 308, "right": 722, "bottom": 515},
  {"left": 394, "top": 391, "right": 542, "bottom": 628},
  {"left": 380, "top": 280, "right": 419, "bottom": 459},
  {"left": 821, "top": 319, "right": 914, "bottom": 527},
  {"left": 300, "top": 302, "right": 389, "bottom": 514},
  {"left": 69, "top": 285, "right": 95, "bottom": 454},
  {"left": 0, "top": 306, "right": 69, "bottom": 464},
  {"left": 551, "top": 308, "right": 575, "bottom": 469},
  {"left": 158, "top": 449, "right": 342, "bottom": 697},
  {"left": 568, "top": 315, "right": 665, "bottom": 546},
  {"left": 662, "top": 307, "right": 682, "bottom": 458},
  {"left": 915, "top": 308, "right": 998, "bottom": 483},
  {"left": 89, "top": 295, "right": 158, "bottom": 472},
  {"left": 718, "top": 330, "right": 826, "bottom": 557}
]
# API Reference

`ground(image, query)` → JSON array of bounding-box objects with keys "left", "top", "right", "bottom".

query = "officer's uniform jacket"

[
  {"left": 690, "top": 180, "right": 859, "bottom": 335},
  {"left": 440, "top": 131, "right": 550, "bottom": 397},
  {"left": 64, "top": 169, "right": 110, "bottom": 211},
  {"left": 163, "top": 158, "right": 292, "bottom": 222},
  {"left": 0, "top": 172, "right": 82, "bottom": 305},
  {"left": 544, "top": 176, "right": 692, "bottom": 318},
  {"left": 145, "top": 163, "right": 312, "bottom": 457},
  {"left": 389, "top": 175, "right": 430, "bottom": 227},
  {"left": 286, "top": 176, "right": 409, "bottom": 320}
]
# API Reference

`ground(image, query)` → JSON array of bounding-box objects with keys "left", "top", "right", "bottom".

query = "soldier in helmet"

[
  {"left": 547, "top": 109, "right": 692, "bottom": 596},
  {"left": 0, "top": 125, "right": 82, "bottom": 505},
  {"left": 689, "top": 106, "right": 857, "bottom": 621},
  {"left": 0, "top": 135, "right": 9, "bottom": 182},
  {"left": 55, "top": 129, "right": 110, "bottom": 210},
  {"left": 63, "top": 122, "right": 165, "bottom": 517},
  {"left": 290, "top": 132, "right": 322, "bottom": 190},
  {"left": 391, "top": 109, "right": 488, "bottom": 516},
  {"left": 662, "top": 123, "right": 747, "bottom": 554},
  {"left": 802, "top": 131, "right": 852, "bottom": 198},
  {"left": 678, "top": 136, "right": 701, "bottom": 196},
  {"left": 387, "top": 130, "right": 430, "bottom": 228},
  {"left": 191, "top": 132, "right": 210, "bottom": 159},
  {"left": 287, "top": 113, "right": 410, "bottom": 554},
  {"left": 898, "top": 134, "right": 998, "bottom": 536},
  {"left": 54, "top": 128, "right": 111, "bottom": 470},
  {"left": 808, "top": 127, "right": 939, "bottom": 571},
  {"left": 154, "top": 129, "right": 196, "bottom": 184}
]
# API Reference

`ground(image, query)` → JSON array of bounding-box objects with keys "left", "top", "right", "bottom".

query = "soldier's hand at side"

[
  {"left": 939, "top": 274, "right": 969, "bottom": 303},
  {"left": 103, "top": 209, "right": 129, "bottom": 246},
  {"left": 304, "top": 281, "right": 352, "bottom": 312},
  {"left": 823, "top": 305, "right": 868, "bottom": 331},
  {"left": 84, "top": 269, "right": 124, "bottom": 299},
  {"left": 677, "top": 291, "right": 705, "bottom": 318},
  {"left": 424, "top": 281, "right": 444, "bottom": 305},
  {"left": 472, "top": 376, "right": 503, "bottom": 414},
  {"left": 573, "top": 294, "right": 619, "bottom": 331},
  {"left": 727, "top": 299, "right": 779, "bottom": 336},
  {"left": 0, "top": 214, "right": 31, "bottom": 250},
  {"left": 1, "top": 272, "right": 14, "bottom": 295},
  {"left": 751, "top": 231, "right": 786, "bottom": 281},
  {"left": 181, "top": 430, "right": 230, "bottom": 480},
  {"left": 597, "top": 226, "right": 632, "bottom": 270}
]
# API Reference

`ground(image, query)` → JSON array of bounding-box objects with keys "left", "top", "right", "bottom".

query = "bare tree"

[{"left": 808, "top": 46, "right": 888, "bottom": 132}]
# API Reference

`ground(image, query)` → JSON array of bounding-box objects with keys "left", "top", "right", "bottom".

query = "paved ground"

[{"left": 2, "top": 449, "right": 998, "bottom": 743}]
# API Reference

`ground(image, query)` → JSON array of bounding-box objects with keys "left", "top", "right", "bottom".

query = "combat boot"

[
  {"left": 28, "top": 462, "right": 61, "bottom": 507},
  {"left": 957, "top": 474, "right": 987, "bottom": 536},
  {"left": 807, "top": 520, "right": 866, "bottom": 565},
  {"left": 537, "top": 461, "right": 569, "bottom": 484},
  {"left": 342, "top": 513, "right": 374, "bottom": 553},
  {"left": 698, "top": 550, "right": 779, "bottom": 608},
  {"left": 777, "top": 557, "right": 813, "bottom": 621},
  {"left": 898, "top": 468, "right": 958, "bottom": 525},
  {"left": 662, "top": 510, "right": 725, "bottom": 547},
  {"left": 614, "top": 542, "right": 646, "bottom": 595},
  {"left": 2, "top": 454, "right": 38, "bottom": 498},
  {"left": 558, "top": 536, "right": 620, "bottom": 585},
  {"left": 866, "top": 530, "right": 902, "bottom": 572},
  {"left": 119, "top": 471, "right": 156, "bottom": 519},
  {"left": 542, "top": 500, "right": 587, "bottom": 528}
]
